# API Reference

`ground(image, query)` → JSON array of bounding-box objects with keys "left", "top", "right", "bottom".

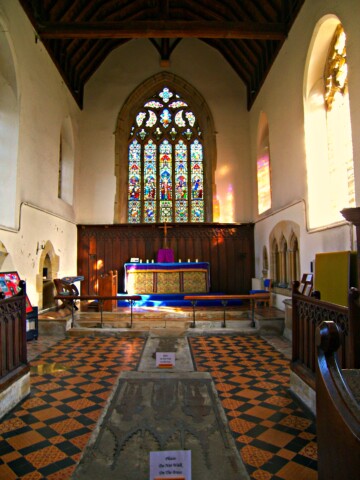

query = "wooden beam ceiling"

[
  {"left": 38, "top": 20, "right": 286, "bottom": 40},
  {"left": 18, "top": 0, "right": 305, "bottom": 109}
]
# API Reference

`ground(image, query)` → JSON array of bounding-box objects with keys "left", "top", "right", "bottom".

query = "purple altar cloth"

[{"left": 157, "top": 249, "right": 175, "bottom": 263}]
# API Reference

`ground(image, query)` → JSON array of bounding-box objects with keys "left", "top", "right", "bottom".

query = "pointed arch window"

[
  {"left": 128, "top": 87, "right": 205, "bottom": 223},
  {"left": 304, "top": 20, "right": 354, "bottom": 228}
]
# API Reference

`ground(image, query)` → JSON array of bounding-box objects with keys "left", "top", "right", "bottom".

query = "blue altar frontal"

[{"left": 124, "top": 262, "right": 210, "bottom": 294}]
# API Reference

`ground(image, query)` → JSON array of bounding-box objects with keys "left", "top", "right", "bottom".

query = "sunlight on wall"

[
  {"left": 213, "top": 195, "right": 220, "bottom": 222},
  {"left": 219, "top": 184, "right": 235, "bottom": 223},
  {"left": 304, "top": 18, "right": 354, "bottom": 229},
  {"left": 257, "top": 153, "right": 271, "bottom": 214}
]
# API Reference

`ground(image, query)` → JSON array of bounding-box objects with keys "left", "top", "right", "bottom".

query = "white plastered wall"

[
  {"left": 77, "top": 38, "right": 252, "bottom": 224},
  {"left": 249, "top": 0, "right": 360, "bottom": 300},
  {"left": 0, "top": 1, "right": 79, "bottom": 308}
]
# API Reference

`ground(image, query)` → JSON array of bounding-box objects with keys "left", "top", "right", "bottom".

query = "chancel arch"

[{"left": 114, "top": 72, "right": 216, "bottom": 223}]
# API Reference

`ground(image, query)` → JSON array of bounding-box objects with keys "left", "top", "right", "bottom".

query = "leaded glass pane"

[
  {"left": 146, "top": 111, "right": 157, "bottom": 127},
  {"left": 128, "top": 87, "right": 205, "bottom": 223},
  {"left": 175, "top": 140, "right": 188, "bottom": 201},
  {"left": 160, "top": 140, "right": 172, "bottom": 202},
  {"left": 136, "top": 112, "right": 146, "bottom": 126},
  {"left": 169, "top": 100, "right": 188, "bottom": 108},
  {"left": 159, "top": 87, "right": 173, "bottom": 103},
  {"left": 186, "top": 111, "right": 196, "bottom": 127},
  {"left": 191, "top": 140, "right": 203, "bottom": 200},
  {"left": 128, "top": 140, "right": 141, "bottom": 200},
  {"left": 175, "top": 200, "right": 188, "bottom": 222},
  {"left": 160, "top": 108, "right": 171, "bottom": 128},
  {"left": 191, "top": 200, "right": 204, "bottom": 222},
  {"left": 144, "top": 101, "right": 163, "bottom": 109},
  {"left": 175, "top": 110, "right": 186, "bottom": 127},
  {"left": 160, "top": 201, "right": 172, "bottom": 222},
  {"left": 129, "top": 200, "right": 141, "bottom": 223},
  {"left": 144, "top": 200, "right": 156, "bottom": 222}
]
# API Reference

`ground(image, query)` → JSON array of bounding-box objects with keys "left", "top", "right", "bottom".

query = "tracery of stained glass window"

[{"left": 128, "top": 86, "right": 204, "bottom": 223}]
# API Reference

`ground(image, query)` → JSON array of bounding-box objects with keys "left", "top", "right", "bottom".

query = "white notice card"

[
  {"left": 156, "top": 352, "right": 175, "bottom": 368},
  {"left": 149, "top": 450, "right": 191, "bottom": 480}
]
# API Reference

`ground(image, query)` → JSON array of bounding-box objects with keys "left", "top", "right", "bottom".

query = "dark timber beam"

[{"left": 38, "top": 20, "right": 286, "bottom": 40}]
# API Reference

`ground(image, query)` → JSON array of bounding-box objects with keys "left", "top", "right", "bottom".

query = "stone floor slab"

[{"left": 73, "top": 371, "right": 249, "bottom": 479}]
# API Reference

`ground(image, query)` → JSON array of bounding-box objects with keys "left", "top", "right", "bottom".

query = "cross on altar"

[{"left": 159, "top": 222, "right": 172, "bottom": 248}]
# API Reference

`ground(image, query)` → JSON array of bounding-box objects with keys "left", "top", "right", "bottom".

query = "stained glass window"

[{"left": 128, "top": 87, "right": 204, "bottom": 223}]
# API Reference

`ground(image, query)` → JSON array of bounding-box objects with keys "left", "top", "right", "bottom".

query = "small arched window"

[{"left": 128, "top": 86, "right": 205, "bottom": 223}]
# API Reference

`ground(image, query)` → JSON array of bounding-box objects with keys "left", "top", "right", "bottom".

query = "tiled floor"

[
  {"left": 0, "top": 335, "right": 145, "bottom": 479},
  {"left": 0, "top": 331, "right": 317, "bottom": 479},
  {"left": 189, "top": 334, "right": 317, "bottom": 480}
]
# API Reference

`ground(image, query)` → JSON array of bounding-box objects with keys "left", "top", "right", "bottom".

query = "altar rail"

[
  {"left": 184, "top": 293, "right": 270, "bottom": 328},
  {"left": 54, "top": 294, "right": 141, "bottom": 328},
  {"left": 0, "top": 281, "right": 28, "bottom": 392},
  {"left": 291, "top": 282, "right": 360, "bottom": 389}
]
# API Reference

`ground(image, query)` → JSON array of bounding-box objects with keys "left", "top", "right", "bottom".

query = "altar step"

[
  {"left": 71, "top": 306, "right": 251, "bottom": 330},
  {"left": 39, "top": 304, "right": 285, "bottom": 336},
  {"left": 116, "top": 293, "right": 244, "bottom": 308}
]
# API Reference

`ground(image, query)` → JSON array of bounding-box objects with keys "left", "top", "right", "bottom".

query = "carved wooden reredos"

[{"left": 77, "top": 223, "right": 255, "bottom": 295}]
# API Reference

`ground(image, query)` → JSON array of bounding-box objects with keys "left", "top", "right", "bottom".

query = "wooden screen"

[{"left": 77, "top": 223, "right": 254, "bottom": 295}]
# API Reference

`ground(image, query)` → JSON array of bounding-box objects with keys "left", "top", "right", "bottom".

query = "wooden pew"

[{"left": 316, "top": 320, "right": 360, "bottom": 479}]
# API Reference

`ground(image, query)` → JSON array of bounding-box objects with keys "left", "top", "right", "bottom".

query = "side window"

[{"left": 304, "top": 19, "right": 354, "bottom": 228}]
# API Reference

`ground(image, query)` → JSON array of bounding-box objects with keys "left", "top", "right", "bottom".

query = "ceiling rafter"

[
  {"left": 37, "top": 20, "right": 286, "bottom": 40},
  {"left": 18, "top": 0, "right": 304, "bottom": 110}
]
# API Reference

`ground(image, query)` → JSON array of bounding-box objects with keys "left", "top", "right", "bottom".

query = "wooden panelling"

[{"left": 77, "top": 223, "right": 255, "bottom": 295}]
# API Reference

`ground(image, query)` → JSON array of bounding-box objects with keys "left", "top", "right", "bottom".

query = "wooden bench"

[
  {"left": 183, "top": 293, "right": 271, "bottom": 328},
  {"left": 316, "top": 320, "right": 360, "bottom": 479}
]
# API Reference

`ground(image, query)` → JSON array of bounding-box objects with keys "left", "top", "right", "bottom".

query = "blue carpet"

[{"left": 117, "top": 293, "right": 243, "bottom": 308}]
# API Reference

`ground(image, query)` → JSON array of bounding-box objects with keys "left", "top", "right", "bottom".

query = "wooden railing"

[
  {"left": 54, "top": 294, "right": 141, "bottom": 328},
  {"left": 0, "top": 281, "right": 29, "bottom": 391},
  {"left": 291, "top": 282, "right": 360, "bottom": 389},
  {"left": 183, "top": 293, "right": 270, "bottom": 328}
]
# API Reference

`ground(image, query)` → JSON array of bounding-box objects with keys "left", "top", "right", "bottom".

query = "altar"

[{"left": 124, "top": 262, "right": 210, "bottom": 294}]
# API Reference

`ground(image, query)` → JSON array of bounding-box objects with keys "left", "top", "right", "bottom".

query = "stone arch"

[
  {"left": 36, "top": 241, "right": 60, "bottom": 310},
  {"left": 269, "top": 220, "right": 301, "bottom": 288},
  {"left": 0, "top": 240, "right": 9, "bottom": 270},
  {"left": 114, "top": 71, "right": 217, "bottom": 223}
]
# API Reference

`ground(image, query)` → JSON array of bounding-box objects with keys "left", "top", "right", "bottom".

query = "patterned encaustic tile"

[
  {"left": 0, "top": 336, "right": 145, "bottom": 479},
  {"left": 189, "top": 335, "right": 317, "bottom": 480}
]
